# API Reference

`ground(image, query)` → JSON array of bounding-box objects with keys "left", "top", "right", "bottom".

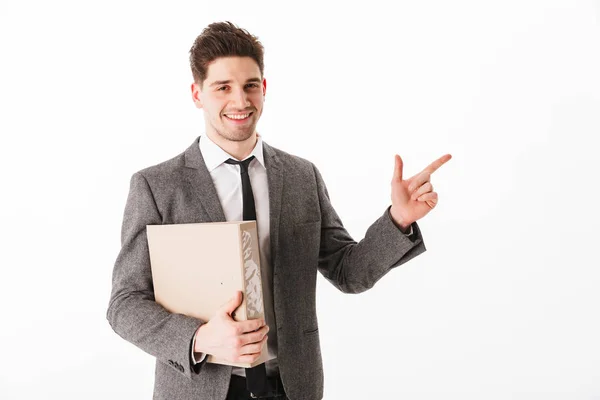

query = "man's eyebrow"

[
  {"left": 209, "top": 80, "right": 231, "bottom": 87},
  {"left": 209, "top": 78, "right": 262, "bottom": 87}
]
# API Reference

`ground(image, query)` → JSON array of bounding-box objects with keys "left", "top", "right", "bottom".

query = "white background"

[{"left": 1, "top": 0, "right": 599, "bottom": 399}]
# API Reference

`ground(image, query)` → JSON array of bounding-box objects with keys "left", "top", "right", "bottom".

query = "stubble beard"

[{"left": 212, "top": 117, "right": 256, "bottom": 143}]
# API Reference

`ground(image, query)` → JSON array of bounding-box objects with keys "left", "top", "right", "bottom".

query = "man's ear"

[
  {"left": 191, "top": 82, "right": 203, "bottom": 109},
  {"left": 262, "top": 78, "right": 267, "bottom": 98}
]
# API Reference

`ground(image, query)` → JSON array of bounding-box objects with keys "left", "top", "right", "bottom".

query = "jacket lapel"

[
  {"left": 262, "top": 141, "right": 283, "bottom": 271},
  {"left": 182, "top": 136, "right": 226, "bottom": 222}
]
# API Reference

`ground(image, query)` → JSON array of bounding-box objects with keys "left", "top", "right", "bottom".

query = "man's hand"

[
  {"left": 194, "top": 291, "right": 269, "bottom": 364},
  {"left": 390, "top": 153, "right": 452, "bottom": 228}
]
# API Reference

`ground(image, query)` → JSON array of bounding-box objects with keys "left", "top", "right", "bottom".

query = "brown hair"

[{"left": 189, "top": 21, "right": 265, "bottom": 86}]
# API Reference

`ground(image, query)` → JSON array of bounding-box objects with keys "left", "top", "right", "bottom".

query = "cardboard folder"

[{"left": 146, "top": 221, "right": 272, "bottom": 368}]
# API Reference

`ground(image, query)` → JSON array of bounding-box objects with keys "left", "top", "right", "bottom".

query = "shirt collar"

[{"left": 199, "top": 133, "right": 266, "bottom": 172}]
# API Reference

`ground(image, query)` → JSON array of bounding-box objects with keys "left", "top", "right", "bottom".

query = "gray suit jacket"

[{"left": 106, "top": 136, "right": 426, "bottom": 400}]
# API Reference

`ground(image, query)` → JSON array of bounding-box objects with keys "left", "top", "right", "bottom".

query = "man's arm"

[
  {"left": 106, "top": 172, "right": 204, "bottom": 379},
  {"left": 312, "top": 164, "right": 426, "bottom": 294}
]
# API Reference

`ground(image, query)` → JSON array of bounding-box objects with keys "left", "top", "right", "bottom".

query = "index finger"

[
  {"left": 422, "top": 153, "right": 452, "bottom": 175},
  {"left": 236, "top": 318, "right": 266, "bottom": 334}
]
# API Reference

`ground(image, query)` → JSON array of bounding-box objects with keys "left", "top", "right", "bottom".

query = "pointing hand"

[{"left": 389, "top": 153, "right": 452, "bottom": 228}]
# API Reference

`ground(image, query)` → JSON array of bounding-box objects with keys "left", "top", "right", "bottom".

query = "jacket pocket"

[{"left": 303, "top": 327, "right": 319, "bottom": 336}]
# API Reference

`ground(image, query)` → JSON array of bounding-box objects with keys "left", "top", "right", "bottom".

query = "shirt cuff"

[{"left": 191, "top": 333, "right": 207, "bottom": 364}]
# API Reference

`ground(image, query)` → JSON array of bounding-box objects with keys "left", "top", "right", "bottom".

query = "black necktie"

[{"left": 224, "top": 155, "right": 269, "bottom": 397}]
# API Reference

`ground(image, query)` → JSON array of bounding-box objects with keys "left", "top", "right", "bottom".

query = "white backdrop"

[{"left": 1, "top": 1, "right": 599, "bottom": 399}]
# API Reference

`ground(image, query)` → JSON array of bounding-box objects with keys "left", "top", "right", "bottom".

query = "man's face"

[{"left": 191, "top": 56, "right": 266, "bottom": 142}]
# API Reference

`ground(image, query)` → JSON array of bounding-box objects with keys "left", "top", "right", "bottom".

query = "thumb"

[
  {"left": 222, "top": 291, "right": 243, "bottom": 317},
  {"left": 394, "top": 154, "right": 403, "bottom": 182}
]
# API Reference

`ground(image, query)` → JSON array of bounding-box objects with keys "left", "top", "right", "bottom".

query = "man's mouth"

[{"left": 223, "top": 112, "right": 254, "bottom": 122}]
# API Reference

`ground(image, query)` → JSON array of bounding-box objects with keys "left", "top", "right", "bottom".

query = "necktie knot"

[{"left": 224, "top": 155, "right": 255, "bottom": 173}]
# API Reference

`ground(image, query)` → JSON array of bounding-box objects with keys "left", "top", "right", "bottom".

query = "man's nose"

[{"left": 230, "top": 88, "right": 251, "bottom": 109}]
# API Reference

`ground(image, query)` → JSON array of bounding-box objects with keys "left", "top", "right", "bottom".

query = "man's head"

[{"left": 189, "top": 21, "right": 266, "bottom": 143}]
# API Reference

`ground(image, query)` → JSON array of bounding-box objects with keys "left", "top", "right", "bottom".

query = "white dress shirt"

[{"left": 191, "top": 133, "right": 279, "bottom": 378}]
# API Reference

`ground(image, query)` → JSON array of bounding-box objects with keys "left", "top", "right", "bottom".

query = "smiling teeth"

[{"left": 226, "top": 113, "right": 250, "bottom": 120}]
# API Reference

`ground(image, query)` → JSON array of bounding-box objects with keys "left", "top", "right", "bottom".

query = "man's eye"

[
  {"left": 246, "top": 83, "right": 259, "bottom": 89},
  {"left": 218, "top": 86, "right": 228, "bottom": 91}
]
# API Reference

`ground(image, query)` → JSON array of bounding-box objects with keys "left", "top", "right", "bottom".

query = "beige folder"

[{"left": 146, "top": 221, "right": 272, "bottom": 368}]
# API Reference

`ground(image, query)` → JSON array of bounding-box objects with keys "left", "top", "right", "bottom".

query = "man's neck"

[{"left": 206, "top": 131, "right": 258, "bottom": 161}]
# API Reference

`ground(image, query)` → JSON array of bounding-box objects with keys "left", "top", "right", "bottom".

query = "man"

[{"left": 107, "top": 21, "right": 451, "bottom": 400}]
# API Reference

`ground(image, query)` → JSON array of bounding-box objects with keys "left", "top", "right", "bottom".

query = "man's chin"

[{"left": 217, "top": 129, "right": 255, "bottom": 143}]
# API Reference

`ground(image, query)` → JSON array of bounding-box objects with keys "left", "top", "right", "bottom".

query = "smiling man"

[{"left": 107, "top": 21, "right": 451, "bottom": 400}]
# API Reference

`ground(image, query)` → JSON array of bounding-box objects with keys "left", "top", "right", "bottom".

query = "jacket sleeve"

[
  {"left": 106, "top": 172, "right": 205, "bottom": 380},
  {"left": 312, "top": 164, "right": 427, "bottom": 294}
]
